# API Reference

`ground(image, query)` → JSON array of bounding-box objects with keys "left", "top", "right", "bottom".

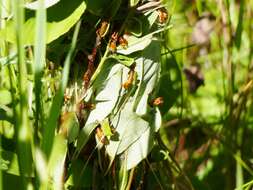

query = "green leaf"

[
  {"left": 146, "top": 10, "right": 159, "bottom": 28},
  {"left": 134, "top": 41, "right": 161, "bottom": 115},
  {"left": 117, "top": 27, "right": 167, "bottom": 55},
  {"left": 125, "top": 106, "right": 161, "bottom": 170},
  {"left": 130, "top": 0, "right": 140, "bottom": 7},
  {"left": 85, "top": 62, "right": 124, "bottom": 125},
  {"left": 65, "top": 159, "right": 92, "bottom": 188},
  {"left": 117, "top": 35, "right": 152, "bottom": 55},
  {"left": 108, "top": 55, "right": 135, "bottom": 67},
  {"left": 126, "top": 127, "right": 153, "bottom": 170},
  {"left": 118, "top": 156, "right": 129, "bottom": 190},
  {"left": 106, "top": 103, "right": 150, "bottom": 157},
  {"left": 42, "top": 21, "right": 80, "bottom": 157},
  {"left": 101, "top": 118, "right": 113, "bottom": 137},
  {"left": 0, "top": 106, "right": 14, "bottom": 124},
  {"left": 25, "top": 0, "right": 60, "bottom": 10},
  {"left": 34, "top": 148, "right": 47, "bottom": 188},
  {"left": 0, "top": 53, "right": 17, "bottom": 66},
  {"left": 154, "top": 107, "right": 162, "bottom": 132},
  {"left": 0, "top": 89, "right": 12, "bottom": 105},
  {"left": 1, "top": 150, "right": 20, "bottom": 176},
  {"left": 47, "top": 134, "right": 68, "bottom": 189},
  {"left": 235, "top": 0, "right": 244, "bottom": 49},
  {"left": 0, "top": 0, "right": 86, "bottom": 44},
  {"left": 75, "top": 122, "right": 99, "bottom": 156}
]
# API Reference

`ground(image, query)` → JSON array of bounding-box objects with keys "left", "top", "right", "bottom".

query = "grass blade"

[
  {"left": 41, "top": 21, "right": 81, "bottom": 157},
  {"left": 34, "top": 0, "right": 46, "bottom": 140},
  {"left": 12, "top": 0, "right": 33, "bottom": 188},
  {"left": 235, "top": 0, "right": 244, "bottom": 49}
]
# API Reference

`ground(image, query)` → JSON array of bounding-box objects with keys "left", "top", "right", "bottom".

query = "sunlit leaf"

[
  {"left": 48, "top": 134, "right": 68, "bottom": 189},
  {"left": 108, "top": 55, "right": 135, "bottom": 67},
  {"left": 0, "top": 0, "right": 86, "bottom": 44},
  {"left": 25, "top": 0, "right": 60, "bottom": 10},
  {"left": 85, "top": 62, "right": 124, "bottom": 125},
  {"left": 0, "top": 89, "right": 12, "bottom": 105},
  {"left": 126, "top": 127, "right": 153, "bottom": 170},
  {"left": 75, "top": 122, "right": 99, "bottom": 155},
  {"left": 117, "top": 35, "right": 152, "bottom": 55},
  {"left": 134, "top": 41, "right": 161, "bottom": 115},
  {"left": 106, "top": 103, "right": 150, "bottom": 156},
  {"left": 101, "top": 118, "right": 113, "bottom": 137},
  {"left": 1, "top": 150, "right": 20, "bottom": 176},
  {"left": 130, "top": 0, "right": 140, "bottom": 7},
  {"left": 117, "top": 28, "right": 166, "bottom": 55},
  {"left": 125, "top": 107, "right": 160, "bottom": 170}
]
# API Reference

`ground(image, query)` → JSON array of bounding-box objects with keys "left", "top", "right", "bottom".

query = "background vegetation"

[{"left": 0, "top": 0, "right": 253, "bottom": 189}]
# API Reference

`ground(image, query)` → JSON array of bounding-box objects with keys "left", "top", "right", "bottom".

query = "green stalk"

[
  {"left": 12, "top": 0, "right": 33, "bottom": 188},
  {"left": 89, "top": 47, "right": 109, "bottom": 86},
  {"left": 42, "top": 21, "right": 81, "bottom": 157},
  {"left": 0, "top": 135, "right": 1, "bottom": 190},
  {"left": 34, "top": 0, "right": 46, "bottom": 142},
  {"left": 0, "top": 1, "right": 3, "bottom": 188},
  {"left": 236, "top": 150, "right": 243, "bottom": 190},
  {"left": 33, "top": 0, "right": 47, "bottom": 188}
]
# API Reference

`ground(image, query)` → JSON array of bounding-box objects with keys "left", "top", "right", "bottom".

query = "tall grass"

[
  {"left": 12, "top": 0, "right": 33, "bottom": 188},
  {"left": 1, "top": 0, "right": 253, "bottom": 189}
]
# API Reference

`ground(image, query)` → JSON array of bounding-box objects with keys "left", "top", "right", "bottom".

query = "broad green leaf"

[
  {"left": 134, "top": 41, "right": 161, "bottom": 115},
  {"left": 34, "top": 148, "right": 48, "bottom": 188},
  {"left": 126, "top": 107, "right": 162, "bottom": 170},
  {"left": 108, "top": 55, "right": 135, "bottom": 67},
  {"left": 75, "top": 122, "right": 99, "bottom": 156},
  {"left": 116, "top": 35, "right": 152, "bottom": 55},
  {"left": 158, "top": 53, "right": 182, "bottom": 114},
  {"left": 59, "top": 112, "right": 79, "bottom": 143},
  {"left": 0, "top": 0, "right": 86, "bottom": 44},
  {"left": 126, "top": 127, "right": 153, "bottom": 170},
  {"left": 65, "top": 159, "right": 92, "bottom": 188},
  {"left": 47, "top": 134, "right": 68, "bottom": 190},
  {"left": 117, "top": 27, "right": 167, "bottom": 55},
  {"left": 106, "top": 103, "right": 150, "bottom": 157},
  {"left": 85, "top": 63, "right": 124, "bottom": 125},
  {"left": 125, "top": 107, "right": 161, "bottom": 170}
]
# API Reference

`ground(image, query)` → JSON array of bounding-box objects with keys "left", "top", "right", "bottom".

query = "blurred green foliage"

[{"left": 0, "top": 0, "right": 253, "bottom": 190}]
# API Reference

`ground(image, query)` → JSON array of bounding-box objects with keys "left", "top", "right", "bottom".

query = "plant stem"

[
  {"left": 89, "top": 47, "right": 110, "bottom": 86},
  {"left": 13, "top": 0, "right": 33, "bottom": 188}
]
